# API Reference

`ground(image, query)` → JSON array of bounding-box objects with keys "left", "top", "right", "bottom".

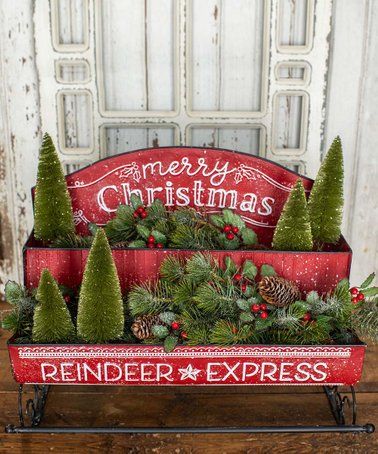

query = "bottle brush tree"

[
  {"left": 308, "top": 136, "right": 344, "bottom": 244},
  {"left": 34, "top": 133, "right": 75, "bottom": 242},
  {"left": 32, "top": 269, "right": 75, "bottom": 343},
  {"left": 77, "top": 228, "right": 124, "bottom": 343},
  {"left": 272, "top": 179, "right": 313, "bottom": 251}
]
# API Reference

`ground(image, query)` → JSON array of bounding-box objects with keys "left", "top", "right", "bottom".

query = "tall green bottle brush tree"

[
  {"left": 272, "top": 179, "right": 313, "bottom": 251},
  {"left": 34, "top": 133, "right": 75, "bottom": 242},
  {"left": 32, "top": 269, "right": 75, "bottom": 343},
  {"left": 308, "top": 136, "right": 344, "bottom": 245},
  {"left": 77, "top": 228, "right": 124, "bottom": 343}
]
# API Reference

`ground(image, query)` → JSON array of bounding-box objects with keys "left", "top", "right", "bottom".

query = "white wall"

[{"left": 326, "top": 0, "right": 378, "bottom": 283}]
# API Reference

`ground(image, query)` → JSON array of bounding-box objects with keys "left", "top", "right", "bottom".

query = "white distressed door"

[{"left": 34, "top": 0, "right": 332, "bottom": 178}]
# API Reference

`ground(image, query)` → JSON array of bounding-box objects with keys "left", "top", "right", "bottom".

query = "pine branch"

[
  {"left": 105, "top": 204, "right": 137, "bottom": 244},
  {"left": 353, "top": 297, "right": 378, "bottom": 343},
  {"left": 128, "top": 281, "right": 174, "bottom": 316},
  {"left": 51, "top": 233, "right": 93, "bottom": 248},
  {"left": 209, "top": 320, "right": 256, "bottom": 345}
]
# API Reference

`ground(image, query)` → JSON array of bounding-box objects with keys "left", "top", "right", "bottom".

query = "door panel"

[{"left": 35, "top": 0, "right": 332, "bottom": 177}]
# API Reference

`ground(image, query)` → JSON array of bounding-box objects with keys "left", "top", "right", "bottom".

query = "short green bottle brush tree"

[
  {"left": 32, "top": 269, "right": 75, "bottom": 343},
  {"left": 272, "top": 179, "right": 313, "bottom": 251},
  {"left": 34, "top": 133, "right": 75, "bottom": 242},
  {"left": 308, "top": 136, "right": 344, "bottom": 245},
  {"left": 77, "top": 228, "right": 124, "bottom": 343}
]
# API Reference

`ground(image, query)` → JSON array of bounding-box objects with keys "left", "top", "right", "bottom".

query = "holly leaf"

[
  {"left": 242, "top": 260, "right": 258, "bottom": 280},
  {"left": 362, "top": 287, "right": 378, "bottom": 297},
  {"left": 136, "top": 225, "right": 150, "bottom": 240},
  {"left": 210, "top": 214, "right": 225, "bottom": 228},
  {"left": 164, "top": 335, "right": 178, "bottom": 353},
  {"left": 159, "top": 311, "right": 176, "bottom": 325},
  {"left": 128, "top": 240, "right": 146, "bottom": 248},
  {"left": 222, "top": 209, "right": 245, "bottom": 230},
  {"left": 260, "top": 264, "right": 276, "bottom": 277},
  {"left": 254, "top": 317, "right": 273, "bottom": 331},
  {"left": 217, "top": 234, "right": 240, "bottom": 250},
  {"left": 88, "top": 222, "right": 100, "bottom": 236},
  {"left": 150, "top": 230, "right": 167, "bottom": 244},
  {"left": 306, "top": 291, "right": 320, "bottom": 305},
  {"left": 130, "top": 194, "right": 143, "bottom": 210},
  {"left": 152, "top": 325, "right": 169, "bottom": 339},
  {"left": 5, "top": 281, "right": 25, "bottom": 305},
  {"left": 236, "top": 299, "right": 251, "bottom": 311},
  {"left": 360, "top": 273, "right": 375, "bottom": 289},
  {"left": 243, "top": 285, "right": 254, "bottom": 298},
  {"left": 240, "top": 227, "right": 257, "bottom": 246},
  {"left": 224, "top": 256, "right": 238, "bottom": 277},
  {"left": 239, "top": 312, "right": 254, "bottom": 323}
]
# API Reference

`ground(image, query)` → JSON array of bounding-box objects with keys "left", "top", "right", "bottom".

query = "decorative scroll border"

[{"left": 17, "top": 345, "right": 352, "bottom": 359}]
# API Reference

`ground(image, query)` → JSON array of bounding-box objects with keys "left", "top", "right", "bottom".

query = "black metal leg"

[
  {"left": 5, "top": 385, "right": 375, "bottom": 434},
  {"left": 6, "top": 384, "right": 50, "bottom": 433}
]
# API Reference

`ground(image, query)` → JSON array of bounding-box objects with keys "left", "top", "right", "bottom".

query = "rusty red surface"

[
  {"left": 8, "top": 342, "right": 366, "bottom": 386},
  {"left": 15, "top": 148, "right": 361, "bottom": 388},
  {"left": 24, "top": 237, "right": 352, "bottom": 294},
  {"left": 33, "top": 147, "right": 314, "bottom": 245}
]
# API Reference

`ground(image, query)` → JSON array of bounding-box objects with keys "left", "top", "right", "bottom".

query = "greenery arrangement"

[
  {"left": 85, "top": 196, "right": 258, "bottom": 251},
  {"left": 3, "top": 253, "right": 377, "bottom": 352},
  {"left": 32, "top": 133, "right": 346, "bottom": 252}
]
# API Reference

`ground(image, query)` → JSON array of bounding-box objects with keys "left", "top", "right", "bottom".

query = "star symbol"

[{"left": 178, "top": 364, "right": 201, "bottom": 381}]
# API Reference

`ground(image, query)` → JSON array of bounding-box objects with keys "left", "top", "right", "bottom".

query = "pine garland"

[{"left": 3, "top": 262, "right": 378, "bottom": 351}]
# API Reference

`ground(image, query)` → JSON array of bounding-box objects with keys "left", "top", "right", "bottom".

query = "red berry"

[
  {"left": 260, "top": 303, "right": 267, "bottom": 311},
  {"left": 181, "top": 331, "right": 188, "bottom": 340},
  {"left": 137, "top": 206, "right": 145, "bottom": 214},
  {"left": 147, "top": 235, "right": 155, "bottom": 243},
  {"left": 133, "top": 212, "right": 139, "bottom": 218},
  {"left": 140, "top": 211, "right": 148, "bottom": 219},
  {"left": 64, "top": 295, "right": 71, "bottom": 303},
  {"left": 350, "top": 287, "right": 359, "bottom": 295},
  {"left": 171, "top": 321, "right": 180, "bottom": 330},
  {"left": 357, "top": 292, "right": 365, "bottom": 301},
  {"left": 302, "top": 312, "right": 311, "bottom": 321},
  {"left": 241, "top": 283, "right": 247, "bottom": 292},
  {"left": 223, "top": 225, "right": 232, "bottom": 233},
  {"left": 234, "top": 273, "right": 242, "bottom": 282},
  {"left": 147, "top": 243, "right": 155, "bottom": 249},
  {"left": 352, "top": 296, "right": 359, "bottom": 304},
  {"left": 226, "top": 232, "right": 235, "bottom": 240},
  {"left": 251, "top": 304, "right": 260, "bottom": 313},
  {"left": 260, "top": 311, "right": 268, "bottom": 319},
  {"left": 232, "top": 226, "right": 239, "bottom": 234},
  {"left": 156, "top": 243, "right": 164, "bottom": 249},
  {"left": 231, "top": 326, "right": 238, "bottom": 335}
]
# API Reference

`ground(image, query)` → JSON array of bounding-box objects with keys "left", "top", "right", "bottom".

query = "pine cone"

[
  {"left": 131, "top": 314, "right": 162, "bottom": 340},
  {"left": 258, "top": 276, "right": 301, "bottom": 307}
]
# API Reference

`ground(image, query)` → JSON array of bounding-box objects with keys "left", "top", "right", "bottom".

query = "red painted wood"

[
  {"left": 24, "top": 236, "right": 352, "bottom": 294},
  {"left": 32, "top": 147, "right": 314, "bottom": 245},
  {"left": 8, "top": 342, "right": 366, "bottom": 386}
]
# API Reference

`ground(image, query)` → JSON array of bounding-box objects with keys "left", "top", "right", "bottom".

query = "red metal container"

[
  {"left": 12, "top": 147, "right": 361, "bottom": 388},
  {"left": 24, "top": 147, "right": 352, "bottom": 294},
  {"left": 8, "top": 341, "right": 366, "bottom": 386},
  {"left": 24, "top": 236, "right": 352, "bottom": 294}
]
